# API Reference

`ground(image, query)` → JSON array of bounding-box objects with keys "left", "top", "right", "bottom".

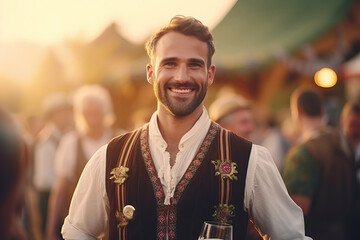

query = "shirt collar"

[{"left": 148, "top": 106, "right": 211, "bottom": 149}]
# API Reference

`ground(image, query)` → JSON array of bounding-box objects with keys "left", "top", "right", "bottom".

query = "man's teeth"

[{"left": 172, "top": 88, "right": 191, "bottom": 93}]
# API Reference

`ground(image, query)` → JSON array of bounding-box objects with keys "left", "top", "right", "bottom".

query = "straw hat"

[{"left": 209, "top": 94, "right": 251, "bottom": 122}]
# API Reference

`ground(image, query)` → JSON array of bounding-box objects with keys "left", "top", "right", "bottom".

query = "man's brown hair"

[{"left": 145, "top": 15, "right": 215, "bottom": 67}]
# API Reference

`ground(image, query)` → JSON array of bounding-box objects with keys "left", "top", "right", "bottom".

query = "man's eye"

[
  {"left": 164, "top": 62, "right": 176, "bottom": 67},
  {"left": 189, "top": 63, "right": 201, "bottom": 68}
]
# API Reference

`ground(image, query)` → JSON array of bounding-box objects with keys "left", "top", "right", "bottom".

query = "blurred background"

[{"left": 1, "top": 0, "right": 360, "bottom": 130}]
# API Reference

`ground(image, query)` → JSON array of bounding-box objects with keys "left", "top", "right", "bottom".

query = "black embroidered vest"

[{"left": 106, "top": 122, "right": 252, "bottom": 240}]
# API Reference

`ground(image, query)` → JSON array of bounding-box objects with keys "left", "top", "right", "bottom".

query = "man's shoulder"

[
  {"left": 107, "top": 127, "right": 144, "bottom": 158},
  {"left": 287, "top": 144, "right": 313, "bottom": 163},
  {"left": 307, "top": 126, "right": 341, "bottom": 144},
  {"left": 225, "top": 127, "right": 253, "bottom": 148},
  {"left": 214, "top": 122, "right": 252, "bottom": 145},
  {"left": 108, "top": 127, "right": 143, "bottom": 146}
]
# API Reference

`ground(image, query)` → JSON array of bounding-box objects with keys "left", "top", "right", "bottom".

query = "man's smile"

[{"left": 169, "top": 87, "right": 193, "bottom": 94}]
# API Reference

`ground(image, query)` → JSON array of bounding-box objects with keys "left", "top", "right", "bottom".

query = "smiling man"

[{"left": 61, "top": 16, "right": 311, "bottom": 240}]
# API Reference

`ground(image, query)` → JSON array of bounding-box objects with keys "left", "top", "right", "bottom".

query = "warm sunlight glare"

[
  {"left": 314, "top": 67, "right": 338, "bottom": 88},
  {"left": 0, "top": 0, "right": 237, "bottom": 45}
]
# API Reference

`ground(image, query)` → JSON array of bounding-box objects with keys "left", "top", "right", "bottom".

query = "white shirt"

[
  {"left": 33, "top": 125, "right": 62, "bottom": 191},
  {"left": 62, "top": 109, "right": 311, "bottom": 240},
  {"left": 55, "top": 130, "right": 114, "bottom": 182}
]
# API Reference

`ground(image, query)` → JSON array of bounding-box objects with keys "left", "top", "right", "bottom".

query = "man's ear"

[
  {"left": 146, "top": 64, "right": 153, "bottom": 84},
  {"left": 207, "top": 64, "right": 216, "bottom": 85}
]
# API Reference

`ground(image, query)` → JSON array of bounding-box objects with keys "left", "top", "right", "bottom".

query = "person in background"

[
  {"left": 18, "top": 113, "right": 44, "bottom": 240},
  {"left": 209, "top": 93, "right": 255, "bottom": 140},
  {"left": 0, "top": 107, "right": 29, "bottom": 240},
  {"left": 282, "top": 87, "right": 356, "bottom": 240},
  {"left": 254, "top": 117, "right": 290, "bottom": 171},
  {"left": 61, "top": 16, "right": 310, "bottom": 240},
  {"left": 46, "top": 85, "right": 116, "bottom": 240},
  {"left": 209, "top": 93, "right": 261, "bottom": 240},
  {"left": 340, "top": 99, "right": 360, "bottom": 240},
  {"left": 209, "top": 94, "right": 289, "bottom": 171},
  {"left": 32, "top": 92, "right": 73, "bottom": 238}
]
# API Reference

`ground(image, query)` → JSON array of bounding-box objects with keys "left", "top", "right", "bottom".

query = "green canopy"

[{"left": 212, "top": 0, "right": 353, "bottom": 72}]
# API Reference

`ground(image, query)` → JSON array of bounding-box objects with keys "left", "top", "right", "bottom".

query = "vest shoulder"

[
  {"left": 216, "top": 126, "right": 253, "bottom": 155},
  {"left": 226, "top": 129, "right": 253, "bottom": 146}
]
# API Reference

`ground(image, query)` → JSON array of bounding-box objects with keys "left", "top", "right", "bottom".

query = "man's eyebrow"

[
  {"left": 159, "top": 57, "right": 205, "bottom": 65},
  {"left": 160, "top": 57, "right": 178, "bottom": 64},
  {"left": 189, "top": 58, "right": 205, "bottom": 65}
]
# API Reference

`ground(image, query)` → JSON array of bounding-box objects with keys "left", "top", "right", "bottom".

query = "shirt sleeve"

[
  {"left": 244, "top": 144, "right": 312, "bottom": 240},
  {"left": 61, "top": 144, "right": 109, "bottom": 240},
  {"left": 282, "top": 145, "right": 319, "bottom": 197}
]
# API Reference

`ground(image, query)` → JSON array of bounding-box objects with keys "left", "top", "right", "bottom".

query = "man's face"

[
  {"left": 82, "top": 99, "right": 105, "bottom": 129},
  {"left": 146, "top": 32, "right": 215, "bottom": 117},
  {"left": 221, "top": 109, "right": 255, "bottom": 140},
  {"left": 53, "top": 108, "right": 74, "bottom": 133}
]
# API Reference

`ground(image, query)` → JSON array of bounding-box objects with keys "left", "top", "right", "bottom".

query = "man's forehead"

[{"left": 153, "top": 32, "right": 208, "bottom": 62}]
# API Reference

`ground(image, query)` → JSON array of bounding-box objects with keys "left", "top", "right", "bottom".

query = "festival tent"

[{"left": 212, "top": 0, "right": 354, "bottom": 73}]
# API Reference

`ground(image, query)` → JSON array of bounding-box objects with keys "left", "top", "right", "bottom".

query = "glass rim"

[{"left": 204, "top": 221, "right": 232, "bottom": 227}]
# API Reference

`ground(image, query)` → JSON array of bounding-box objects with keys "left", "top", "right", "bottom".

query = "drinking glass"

[{"left": 198, "top": 221, "right": 233, "bottom": 240}]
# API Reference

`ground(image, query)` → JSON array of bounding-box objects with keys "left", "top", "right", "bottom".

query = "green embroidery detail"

[
  {"left": 211, "top": 160, "right": 238, "bottom": 180},
  {"left": 110, "top": 166, "right": 129, "bottom": 184},
  {"left": 212, "top": 204, "right": 235, "bottom": 224}
]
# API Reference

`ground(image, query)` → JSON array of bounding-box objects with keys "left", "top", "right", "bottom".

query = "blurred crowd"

[
  {"left": 1, "top": 84, "right": 125, "bottom": 240},
  {"left": 209, "top": 86, "right": 360, "bottom": 240},
  {"left": 1, "top": 82, "right": 359, "bottom": 240}
]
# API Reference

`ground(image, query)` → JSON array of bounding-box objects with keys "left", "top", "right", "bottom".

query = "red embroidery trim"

[{"left": 140, "top": 123, "right": 219, "bottom": 240}]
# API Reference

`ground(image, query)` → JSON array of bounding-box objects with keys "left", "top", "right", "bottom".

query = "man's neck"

[
  {"left": 158, "top": 108, "right": 202, "bottom": 142},
  {"left": 300, "top": 116, "right": 325, "bottom": 140},
  {"left": 156, "top": 106, "right": 203, "bottom": 165}
]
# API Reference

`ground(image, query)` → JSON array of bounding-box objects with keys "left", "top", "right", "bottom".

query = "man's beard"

[{"left": 154, "top": 79, "right": 208, "bottom": 117}]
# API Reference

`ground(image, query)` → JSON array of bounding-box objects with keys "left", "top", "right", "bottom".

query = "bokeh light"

[{"left": 314, "top": 67, "right": 337, "bottom": 88}]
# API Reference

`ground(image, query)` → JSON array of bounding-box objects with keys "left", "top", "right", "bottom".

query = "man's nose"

[{"left": 174, "top": 64, "right": 190, "bottom": 81}]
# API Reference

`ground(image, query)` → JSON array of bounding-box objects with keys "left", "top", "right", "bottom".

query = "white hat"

[{"left": 209, "top": 94, "right": 251, "bottom": 122}]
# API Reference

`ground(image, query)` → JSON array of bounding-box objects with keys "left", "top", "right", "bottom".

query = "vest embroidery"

[
  {"left": 110, "top": 166, "right": 129, "bottom": 185},
  {"left": 106, "top": 122, "right": 251, "bottom": 239},
  {"left": 140, "top": 123, "right": 218, "bottom": 240},
  {"left": 212, "top": 160, "right": 238, "bottom": 180},
  {"left": 213, "top": 204, "right": 236, "bottom": 224},
  {"left": 212, "top": 128, "right": 236, "bottom": 224}
]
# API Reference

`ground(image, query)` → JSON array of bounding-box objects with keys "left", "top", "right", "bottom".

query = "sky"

[{"left": 0, "top": 0, "right": 236, "bottom": 45}]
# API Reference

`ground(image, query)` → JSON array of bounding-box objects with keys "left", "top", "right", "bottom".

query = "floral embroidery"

[
  {"left": 110, "top": 166, "right": 129, "bottom": 184},
  {"left": 158, "top": 215, "right": 166, "bottom": 223},
  {"left": 185, "top": 172, "right": 193, "bottom": 179},
  {"left": 212, "top": 204, "right": 235, "bottom": 224},
  {"left": 211, "top": 160, "right": 238, "bottom": 180},
  {"left": 140, "top": 123, "right": 219, "bottom": 240},
  {"left": 158, "top": 231, "right": 166, "bottom": 238},
  {"left": 169, "top": 230, "right": 176, "bottom": 238},
  {"left": 173, "top": 123, "right": 218, "bottom": 200}
]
